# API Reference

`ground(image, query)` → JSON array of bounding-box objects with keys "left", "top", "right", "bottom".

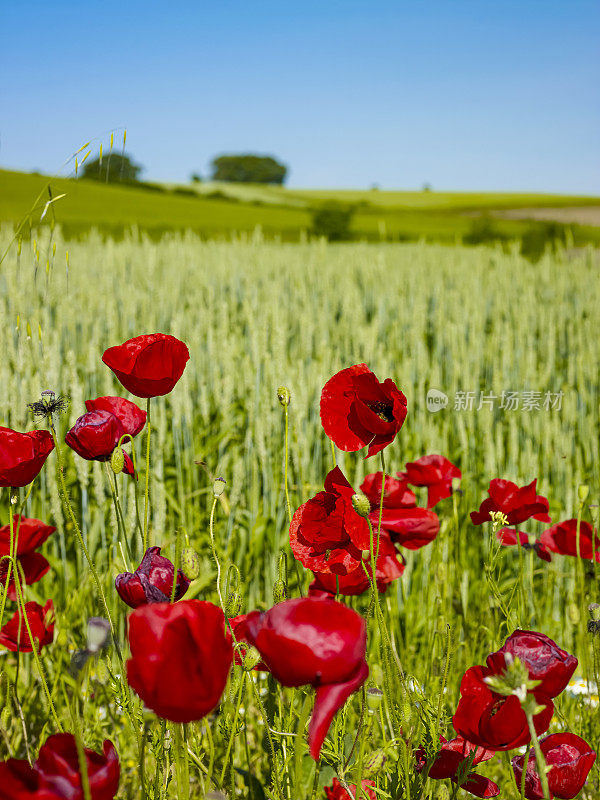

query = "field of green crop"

[
  {"left": 3, "top": 168, "right": 600, "bottom": 246},
  {"left": 0, "top": 226, "right": 599, "bottom": 798}
]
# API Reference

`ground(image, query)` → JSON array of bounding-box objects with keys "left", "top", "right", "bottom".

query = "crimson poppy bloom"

[
  {"left": 65, "top": 408, "right": 142, "bottom": 474},
  {"left": 324, "top": 778, "right": 376, "bottom": 799},
  {"left": 452, "top": 665, "right": 553, "bottom": 751},
  {"left": 487, "top": 631, "right": 577, "bottom": 699},
  {"left": 403, "top": 454, "right": 462, "bottom": 508},
  {"left": 0, "top": 733, "right": 120, "bottom": 800},
  {"left": 126, "top": 600, "right": 232, "bottom": 722},
  {"left": 540, "top": 519, "right": 600, "bottom": 561},
  {"left": 0, "top": 600, "right": 55, "bottom": 652},
  {"left": 512, "top": 733, "right": 596, "bottom": 799},
  {"left": 102, "top": 333, "right": 190, "bottom": 398},
  {"left": 35, "top": 734, "right": 120, "bottom": 800},
  {"left": 309, "top": 541, "right": 404, "bottom": 597},
  {"left": 370, "top": 506, "right": 440, "bottom": 551},
  {"left": 0, "top": 516, "right": 55, "bottom": 600},
  {"left": 0, "top": 427, "right": 54, "bottom": 488},
  {"left": 115, "top": 546, "right": 190, "bottom": 608},
  {"left": 415, "top": 736, "right": 498, "bottom": 798},
  {"left": 237, "top": 596, "right": 368, "bottom": 760},
  {"left": 289, "top": 467, "right": 370, "bottom": 575},
  {"left": 360, "top": 472, "right": 416, "bottom": 509},
  {"left": 497, "top": 528, "right": 551, "bottom": 562},
  {"left": 84, "top": 396, "right": 147, "bottom": 437},
  {"left": 320, "top": 364, "right": 407, "bottom": 458},
  {"left": 471, "top": 479, "right": 550, "bottom": 526}
]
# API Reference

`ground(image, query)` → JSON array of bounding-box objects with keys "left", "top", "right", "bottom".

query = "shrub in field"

[{"left": 310, "top": 202, "right": 355, "bottom": 240}]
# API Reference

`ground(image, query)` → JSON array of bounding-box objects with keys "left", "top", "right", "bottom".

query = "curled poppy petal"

[{"left": 0, "top": 428, "right": 54, "bottom": 488}]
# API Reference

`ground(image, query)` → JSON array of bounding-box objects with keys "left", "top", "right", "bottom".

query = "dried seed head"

[{"left": 366, "top": 687, "right": 384, "bottom": 712}]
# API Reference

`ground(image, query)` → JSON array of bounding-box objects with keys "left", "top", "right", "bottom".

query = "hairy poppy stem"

[
  {"left": 48, "top": 418, "right": 124, "bottom": 667},
  {"left": 173, "top": 723, "right": 190, "bottom": 800},
  {"left": 143, "top": 398, "right": 152, "bottom": 551},
  {"left": 525, "top": 711, "right": 551, "bottom": 800},
  {"left": 12, "top": 557, "right": 62, "bottom": 731}
]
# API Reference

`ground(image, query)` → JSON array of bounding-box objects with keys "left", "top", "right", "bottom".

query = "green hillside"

[{"left": 1, "top": 168, "right": 599, "bottom": 247}]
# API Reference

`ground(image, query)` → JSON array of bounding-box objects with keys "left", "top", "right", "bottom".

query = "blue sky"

[{"left": 2, "top": 1, "right": 599, "bottom": 192}]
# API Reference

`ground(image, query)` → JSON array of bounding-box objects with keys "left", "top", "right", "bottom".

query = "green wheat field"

[{"left": 0, "top": 223, "right": 599, "bottom": 798}]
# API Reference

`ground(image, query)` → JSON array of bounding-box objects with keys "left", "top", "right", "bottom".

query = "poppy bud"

[
  {"left": 277, "top": 386, "right": 291, "bottom": 407},
  {"left": 0, "top": 672, "right": 8, "bottom": 709},
  {"left": 366, "top": 687, "right": 383, "bottom": 712},
  {"left": 56, "top": 627, "right": 68, "bottom": 648},
  {"left": 435, "top": 786, "right": 450, "bottom": 800},
  {"left": 242, "top": 646, "right": 263, "bottom": 671},
  {"left": 578, "top": 485, "right": 590, "bottom": 502},
  {"left": 364, "top": 748, "right": 386, "bottom": 778},
  {"left": 225, "top": 591, "right": 242, "bottom": 618},
  {"left": 181, "top": 547, "right": 201, "bottom": 580},
  {"left": 95, "top": 658, "right": 109, "bottom": 685},
  {"left": 213, "top": 477, "right": 226, "bottom": 497},
  {"left": 87, "top": 617, "right": 111, "bottom": 653},
  {"left": 451, "top": 476, "right": 462, "bottom": 494},
  {"left": 361, "top": 549, "right": 371, "bottom": 562},
  {"left": 273, "top": 579, "right": 287, "bottom": 604},
  {"left": 110, "top": 447, "right": 125, "bottom": 474},
  {"left": 352, "top": 492, "right": 371, "bottom": 518},
  {"left": 0, "top": 705, "right": 10, "bottom": 729}
]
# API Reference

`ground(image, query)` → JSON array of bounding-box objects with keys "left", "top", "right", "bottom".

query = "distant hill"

[{"left": 1, "top": 168, "right": 599, "bottom": 245}]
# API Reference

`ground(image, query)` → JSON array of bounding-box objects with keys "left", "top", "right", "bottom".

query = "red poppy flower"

[
  {"left": 497, "top": 528, "right": 552, "bottom": 562},
  {"left": 415, "top": 736, "right": 498, "bottom": 798},
  {"left": 102, "top": 333, "right": 190, "bottom": 398},
  {"left": 324, "top": 778, "right": 376, "bottom": 799},
  {"left": 370, "top": 506, "right": 440, "bottom": 551},
  {"left": 289, "top": 467, "right": 370, "bottom": 575},
  {"left": 0, "top": 733, "right": 120, "bottom": 800},
  {"left": 471, "top": 479, "right": 550, "bottom": 526},
  {"left": 452, "top": 666, "right": 553, "bottom": 751},
  {"left": 237, "top": 596, "right": 368, "bottom": 760},
  {"left": 0, "top": 516, "right": 55, "bottom": 600},
  {"left": 35, "top": 733, "right": 120, "bottom": 800},
  {"left": 126, "top": 600, "right": 232, "bottom": 722},
  {"left": 65, "top": 410, "right": 139, "bottom": 474},
  {"left": 309, "top": 540, "right": 404, "bottom": 597},
  {"left": 0, "top": 600, "right": 55, "bottom": 653},
  {"left": 403, "top": 455, "right": 462, "bottom": 508},
  {"left": 320, "top": 364, "right": 407, "bottom": 458},
  {"left": 540, "top": 519, "right": 600, "bottom": 561},
  {"left": 0, "top": 758, "right": 58, "bottom": 799},
  {"left": 115, "top": 546, "right": 190, "bottom": 608},
  {"left": 512, "top": 733, "right": 596, "bottom": 799},
  {"left": 0, "top": 428, "right": 54, "bottom": 488},
  {"left": 360, "top": 472, "right": 416, "bottom": 509},
  {"left": 84, "top": 396, "right": 147, "bottom": 437},
  {"left": 487, "top": 631, "right": 577, "bottom": 699}
]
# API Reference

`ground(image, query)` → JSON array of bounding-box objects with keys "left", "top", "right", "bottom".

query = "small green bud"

[
  {"left": 56, "top": 627, "right": 68, "bottom": 648},
  {"left": 361, "top": 549, "right": 371, "bottom": 562},
  {"left": 181, "top": 547, "right": 201, "bottom": 580},
  {"left": 451, "top": 476, "right": 462, "bottom": 493},
  {"left": 273, "top": 579, "right": 287, "bottom": 604},
  {"left": 0, "top": 673, "right": 8, "bottom": 709},
  {"left": 364, "top": 748, "right": 386, "bottom": 778},
  {"left": 277, "top": 386, "right": 291, "bottom": 407},
  {"left": 435, "top": 785, "right": 451, "bottom": 800},
  {"left": 225, "top": 591, "right": 242, "bottom": 618},
  {"left": 578, "top": 485, "right": 590, "bottom": 502},
  {"left": 352, "top": 492, "right": 371, "bottom": 518},
  {"left": 366, "top": 687, "right": 383, "bottom": 712},
  {"left": 110, "top": 447, "right": 125, "bottom": 474},
  {"left": 242, "top": 646, "right": 262, "bottom": 671},
  {"left": 213, "top": 477, "right": 226, "bottom": 497}
]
